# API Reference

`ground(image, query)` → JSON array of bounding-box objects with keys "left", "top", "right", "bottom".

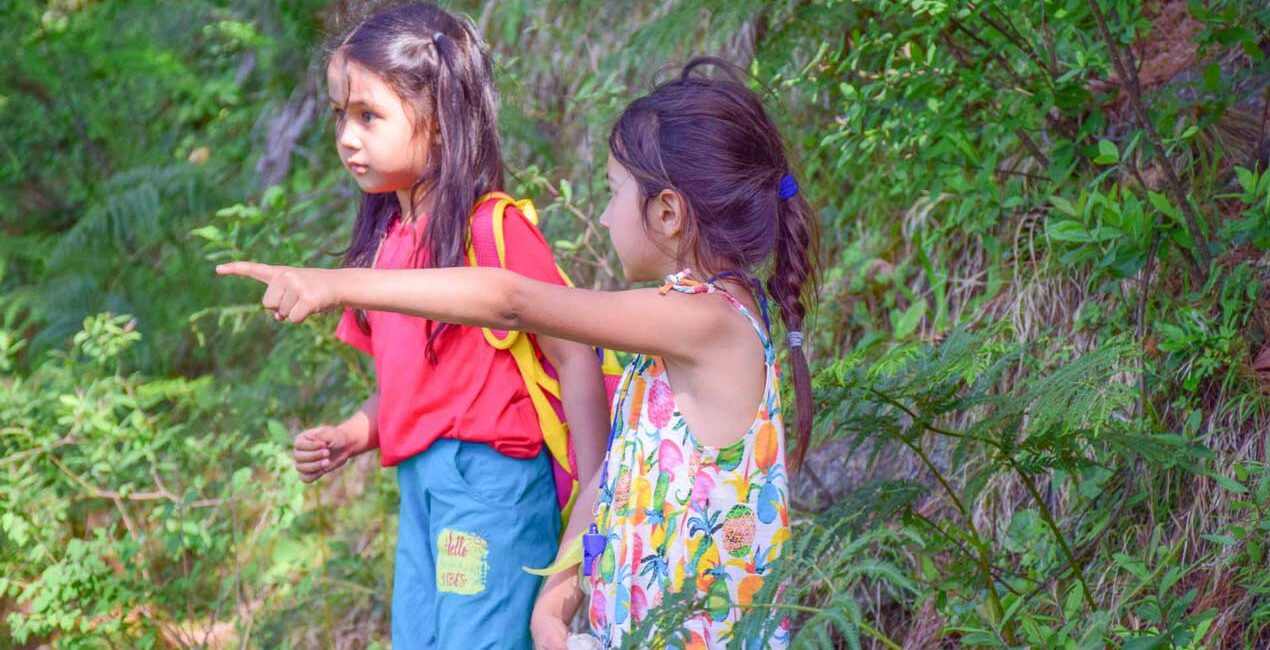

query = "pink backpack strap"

[
  {"left": 469, "top": 197, "right": 502, "bottom": 268},
  {"left": 469, "top": 196, "right": 513, "bottom": 339}
]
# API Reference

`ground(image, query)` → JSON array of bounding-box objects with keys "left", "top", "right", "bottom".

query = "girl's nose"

[{"left": 337, "top": 126, "right": 361, "bottom": 152}]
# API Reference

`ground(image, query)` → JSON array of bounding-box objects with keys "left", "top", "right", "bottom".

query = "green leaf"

[
  {"left": 1088, "top": 226, "right": 1123, "bottom": 242},
  {"left": 266, "top": 419, "right": 289, "bottom": 439},
  {"left": 1064, "top": 583, "right": 1085, "bottom": 620},
  {"left": 1054, "top": 81, "right": 1093, "bottom": 113},
  {"left": 1047, "top": 220, "right": 1091, "bottom": 242},
  {"left": 1234, "top": 167, "right": 1256, "bottom": 195},
  {"left": 1147, "top": 191, "right": 1180, "bottom": 221},
  {"left": 1122, "top": 635, "right": 1168, "bottom": 650},
  {"left": 1212, "top": 474, "right": 1248, "bottom": 494},
  {"left": 1049, "top": 195, "right": 1078, "bottom": 217},
  {"left": 1212, "top": 26, "right": 1256, "bottom": 47},
  {"left": 1202, "top": 63, "right": 1221, "bottom": 91},
  {"left": 1094, "top": 139, "right": 1119, "bottom": 165},
  {"left": 190, "top": 225, "right": 223, "bottom": 241},
  {"left": 1201, "top": 533, "right": 1237, "bottom": 546},
  {"left": 1112, "top": 552, "right": 1150, "bottom": 580},
  {"left": 892, "top": 299, "right": 927, "bottom": 339}
]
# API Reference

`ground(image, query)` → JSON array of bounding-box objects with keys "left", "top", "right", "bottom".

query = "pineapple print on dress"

[
  {"left": 722, "top": 504, "right": 757, "bottom": 558},
  {"left": 589, "top": 279, "right": 792, "bottom": 648}
]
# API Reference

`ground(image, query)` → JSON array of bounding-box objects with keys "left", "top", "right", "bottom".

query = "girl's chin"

[
  {"left": 354, "top": 174, "right": 417, "bottom": 196},
  {"left": 353, "top": 176, "right": 386, "bottom": 193}
]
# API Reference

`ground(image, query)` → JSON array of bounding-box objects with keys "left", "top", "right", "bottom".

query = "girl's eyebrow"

[{"left": 330, "top": 93, "right": 379, "bottom": 112}]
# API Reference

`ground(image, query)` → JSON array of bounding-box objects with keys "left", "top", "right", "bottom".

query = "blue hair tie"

[{"left": 778, "top": 173, "right": 799, "bottom": 201}]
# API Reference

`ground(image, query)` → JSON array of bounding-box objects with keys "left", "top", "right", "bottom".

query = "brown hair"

[
  {"left": 332, "top": 2, "right": 503, "bottom": 361},
  {"left": 609, "top": 57, "right": 820, "bottom": 467}
]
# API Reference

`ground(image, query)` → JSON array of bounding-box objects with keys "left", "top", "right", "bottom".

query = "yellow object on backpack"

[{"left": 466, "top": 192, "right": 624, "bottom": 526}]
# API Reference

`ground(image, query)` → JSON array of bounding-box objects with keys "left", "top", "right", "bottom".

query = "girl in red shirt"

[{"left": 244, "top": 4, "right": 609, "bottom": 648}]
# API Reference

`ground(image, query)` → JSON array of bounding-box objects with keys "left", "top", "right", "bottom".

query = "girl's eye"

[
  {"left": 332, "top": 108, "right": 346, "bottom": 121},
  {"left": 361, "top": 111, "right": 376, "bottom": 124}
]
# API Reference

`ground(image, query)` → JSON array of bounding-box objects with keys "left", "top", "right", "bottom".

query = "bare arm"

[
  {"left": 534, "top": 334, "right": 608, "bottom": 496},
  {"left": 216, "top": 263, "right": 733, "bottom": 366}
]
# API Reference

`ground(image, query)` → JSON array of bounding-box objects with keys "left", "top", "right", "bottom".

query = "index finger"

[{"left": 216, "top": 261, "right": 279, "bottom": 284}]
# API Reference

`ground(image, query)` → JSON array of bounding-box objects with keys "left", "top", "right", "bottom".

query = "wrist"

[
  {"left": 329, "top": 268, "right": 355, "bottom": 311},
  {"left": 334, "top": 420, "right": 373, "bottom": 455},
  {"left": 544, "top": 569, "right": 582, "bottom": 601}
]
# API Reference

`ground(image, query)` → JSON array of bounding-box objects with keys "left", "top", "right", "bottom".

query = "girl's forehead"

[
  {"left": 606, "top": 154, "right": 633, "bottom": 181},
  {"left": 326, "top": 57, "right": 392, "bottom": 106}
]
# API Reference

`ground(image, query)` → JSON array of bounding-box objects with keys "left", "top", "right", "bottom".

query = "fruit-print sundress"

[{"left": 588, "top": 271, "right": 792, "bottom": 649}]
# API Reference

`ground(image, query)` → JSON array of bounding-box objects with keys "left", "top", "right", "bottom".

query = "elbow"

[
  {"left": 498, "top": 307, "right": 522, "bottom": 331},
  {"left": 494, "top": 271, "right": 528, "bottom": 331}
]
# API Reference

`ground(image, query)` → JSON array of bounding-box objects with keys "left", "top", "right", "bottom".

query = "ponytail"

[{"left": 767, "top": 186, "right": 819, "bottom": 470}]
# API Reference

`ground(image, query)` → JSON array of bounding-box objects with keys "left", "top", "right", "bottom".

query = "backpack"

[{"left": 466, "top": 192, "right": 624, "bottom": 525}]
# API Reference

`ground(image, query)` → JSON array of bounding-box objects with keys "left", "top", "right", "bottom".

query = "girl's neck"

[{"left": 395, "top": 187, "right": 435, "bottom": 225}]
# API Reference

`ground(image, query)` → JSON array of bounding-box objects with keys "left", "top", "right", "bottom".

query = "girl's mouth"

[{"left": 347, "top": 162, "right": 369, "bottom": 175}]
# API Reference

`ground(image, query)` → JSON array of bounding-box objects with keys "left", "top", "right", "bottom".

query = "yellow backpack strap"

[
  {"left": 467, "top": 193, "right": 576, "bottom": 524},
  {"left": 468, "top": 194, "right": 516, "bottom": 350}
]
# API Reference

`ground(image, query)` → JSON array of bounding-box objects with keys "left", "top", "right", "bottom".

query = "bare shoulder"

[
  {"left": 672, "top": 289, "right": 768, "bottom": 375},
  {"left": 661, "top": 289, "right": 762, "bottom": 357},
  {"left": 662, "top": 290, "right": 770, "bottom": 447}
]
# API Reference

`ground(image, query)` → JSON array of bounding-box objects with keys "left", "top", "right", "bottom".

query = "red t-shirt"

[{"left": 335, "top": 199, "right": 565, "bottom": 466}]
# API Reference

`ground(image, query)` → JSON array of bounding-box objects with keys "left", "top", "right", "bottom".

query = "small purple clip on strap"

[{"left": 582, "top": 523, "right": 606, "bottom": 576}]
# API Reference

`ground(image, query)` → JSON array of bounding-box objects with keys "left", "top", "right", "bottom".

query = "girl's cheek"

[{"left": 410, "top": 140, "right": 431, "bottom": 173}]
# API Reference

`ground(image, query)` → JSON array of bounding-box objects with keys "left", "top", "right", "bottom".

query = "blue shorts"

[{"left": 392, "top": 439, "right": 561, "bottom": 649}]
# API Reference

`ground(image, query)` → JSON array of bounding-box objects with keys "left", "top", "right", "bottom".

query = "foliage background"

[{"left": 1, "top": 0, "right": 1267, "bottom": 647}]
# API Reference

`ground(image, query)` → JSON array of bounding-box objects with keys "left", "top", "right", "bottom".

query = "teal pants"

[{"left": 392, "top": 439, "right": 561, "bottom": 649}]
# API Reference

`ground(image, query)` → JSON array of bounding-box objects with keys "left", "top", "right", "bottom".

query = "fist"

[{"left": 292, "top": 425, "right": 356, "bottom": 483}]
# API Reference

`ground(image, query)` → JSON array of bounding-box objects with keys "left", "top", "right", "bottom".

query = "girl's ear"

[{"left": 650, "top": 188, "right": 687, "bottom": 239}]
